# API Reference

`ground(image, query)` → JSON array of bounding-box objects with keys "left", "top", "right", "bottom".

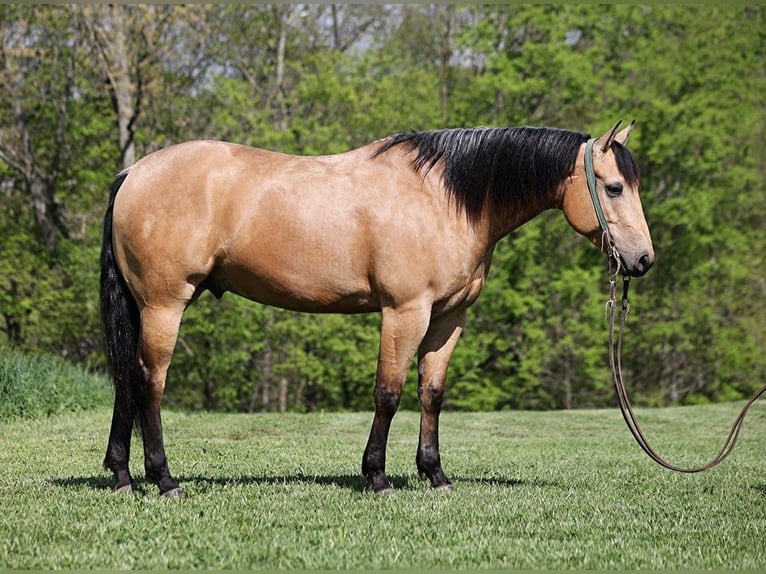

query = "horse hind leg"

[
  {"left": 416, "top": 310, "right": 465, "bottom": 490},
  {"left": 104, "top": 385, "right": 138, "bottom": 493},
  {"left": 134, "top": 302, "right": 186, "bottom": 497}
]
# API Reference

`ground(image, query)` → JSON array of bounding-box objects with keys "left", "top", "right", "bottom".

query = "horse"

[{"left": 100, "top": 121, "right": 653, "bottom": 496}]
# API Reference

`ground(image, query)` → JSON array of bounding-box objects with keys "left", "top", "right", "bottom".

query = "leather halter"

[
  {"left": 585, "top": 137, "right": 620, "bottom": 273},
  {"left": 584, "top": 137, "right": 609, "bottom": 234}
]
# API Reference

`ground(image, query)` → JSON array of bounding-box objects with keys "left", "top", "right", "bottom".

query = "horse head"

[{"left": 562, "top": 121, "right": 654, "bottom": 277}]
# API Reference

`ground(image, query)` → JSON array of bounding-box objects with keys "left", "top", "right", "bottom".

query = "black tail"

[{"left": 100, "top": 171, "right": 139, "bottom": 425}]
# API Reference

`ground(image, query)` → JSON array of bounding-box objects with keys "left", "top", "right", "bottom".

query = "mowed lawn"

[{"left": 0, "top": 403, "right": 764, "bottom": 569}]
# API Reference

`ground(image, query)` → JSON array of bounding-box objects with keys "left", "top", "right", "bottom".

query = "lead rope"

[
  {"left": 606, "top": 273, "right": 766, "bottom": 472},
  {"left": 585, "top": 135, "right": 765, "bottom": 470}
]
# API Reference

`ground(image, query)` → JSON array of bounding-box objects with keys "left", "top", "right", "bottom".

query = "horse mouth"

[{"left": 619, "top": 251, "right": 654, "bottom": 277}]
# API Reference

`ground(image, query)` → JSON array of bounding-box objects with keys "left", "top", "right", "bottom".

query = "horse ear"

[
  {"left": 614, "top": 119, "right": 636, "bottom": 146},
  {"left": 598, "top": 121, "right": 622, "bottom": 152}
]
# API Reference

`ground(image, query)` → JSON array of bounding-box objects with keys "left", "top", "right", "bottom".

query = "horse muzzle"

[{"left": 619, "top": 250, "right": 654, "bottom": 277}]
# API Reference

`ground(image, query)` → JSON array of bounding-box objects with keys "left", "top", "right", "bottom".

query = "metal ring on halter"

[{"left": 603, "top": 229, "right": 622, "bottom": 278}]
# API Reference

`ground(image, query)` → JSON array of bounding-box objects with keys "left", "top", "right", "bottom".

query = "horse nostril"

[{"left": 636, "top": 253, "right": 654, "bottom": 275}]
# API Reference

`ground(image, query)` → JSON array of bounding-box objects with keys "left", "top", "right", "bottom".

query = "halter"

[
  {"left": 584, "top": 137, "right": 621, "bottom": 275},
  {"left": 584, "top": 138, "right": 609, "bottom": 234}
]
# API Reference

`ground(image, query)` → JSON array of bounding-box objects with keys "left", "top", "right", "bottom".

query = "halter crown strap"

[{"left": 584, "top": 137, "right": 609, "bottom": 234}]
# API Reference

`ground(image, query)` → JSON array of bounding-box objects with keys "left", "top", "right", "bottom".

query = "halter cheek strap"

[
  {"left": 584, "top": 137, "right": 619, "bottom": 271},
  {"left": 584, "top": 138, "right": 609, "bottom": 234}
]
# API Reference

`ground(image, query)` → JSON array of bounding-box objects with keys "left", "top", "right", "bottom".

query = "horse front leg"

[
  {"left": 363, "top": 303, "right": 431, "bottom": 493},
  {"left": 416, "top": 310, "right": 465, "bottom": 490},
  {"left": 135, "top": 304, "right": 184, "bottom": 497}
]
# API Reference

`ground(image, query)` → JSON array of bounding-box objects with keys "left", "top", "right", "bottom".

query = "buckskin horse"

[{"left": 100, "top": 121, "right": 653, "bottom": 496}]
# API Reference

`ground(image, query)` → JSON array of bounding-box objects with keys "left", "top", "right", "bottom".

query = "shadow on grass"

[
  {"left": 181, "top": 473, "right": 373, "bottom": 492},
  {"left": 50, "top": 473, "right": 552, "bottom": 494},
  {"left": 47, "top": 475, "right": 115, "bottom": 491}
]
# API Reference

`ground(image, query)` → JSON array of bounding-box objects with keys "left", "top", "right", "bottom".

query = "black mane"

[{"left": 374, "top": 126, "right": 639, "bottom": 224}]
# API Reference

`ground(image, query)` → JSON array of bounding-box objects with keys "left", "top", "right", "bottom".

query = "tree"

[
  {"left": 0, "top": 6, "right": 76, "bottom": 253},
  {"left": 77, "top": 5, "right": 206, "bottom": 169},
  {"left": 1, "top": 4, "right": 763, "bottom": 412},
  {"left": 599, "top": 5, "right": 766, "bottom": 404}
]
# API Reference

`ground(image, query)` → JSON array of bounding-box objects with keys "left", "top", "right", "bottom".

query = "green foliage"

[
  {"left": 606, "top": 5, "right": 766, "bottom": 405},
  {"left": 0, "top": 405, "right": 764, "bottom": 568},
  {"left": 448, "top": 215, "right": 609, "bottom": 411},
  {"left": 0, "top": 347, "right": 111, "bottom": 420},
  {"left": 0, "top": 5, "right": 764, "bottom": 412},
  {"left": 169, "top": 296, "right": 381, "bottom": 413}
]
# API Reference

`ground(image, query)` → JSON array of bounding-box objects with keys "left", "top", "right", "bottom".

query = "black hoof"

[
  {"left": 366, "top": 471, "right": 392, "bottom": 494},
  {"left": 418, "top": 464, "right": 452, "bottom": 491}
]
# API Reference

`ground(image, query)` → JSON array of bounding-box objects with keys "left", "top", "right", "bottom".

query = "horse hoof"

[
  {"left": 114, "top": 483, "right": 133, "bottom": 494},
  {"left": 162, "top": 487, "right": 184, "bottom": 498},
  {"left": 434, "top": 483, "right": 454, "bottom": 492},
  {"left": 364, "top": 470, "right": 393, "bottom": 494}
]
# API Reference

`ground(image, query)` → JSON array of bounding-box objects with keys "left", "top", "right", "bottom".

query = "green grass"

[
  {"left": 0, "top": 348, "right": 111, "bottom": 420},
  {"left": 0, "top": 404, "right": 764, "bottom": 569}
]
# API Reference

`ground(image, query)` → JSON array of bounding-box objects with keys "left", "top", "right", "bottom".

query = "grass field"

[{"left": 0, "top": 403, "right": 764, "bottom": 569}]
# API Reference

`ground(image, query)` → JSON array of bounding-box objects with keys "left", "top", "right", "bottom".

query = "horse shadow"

[{"left": 49, "top": 473, "right": 540, "bottom": 495}]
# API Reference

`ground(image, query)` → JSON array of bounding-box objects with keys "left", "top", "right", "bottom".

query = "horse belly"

[
  {"left": 214, "top": 260, "right": 379, "bottom": 314},
  {"left": 217, "top": 206, "right": 378, "bottom": 313}
]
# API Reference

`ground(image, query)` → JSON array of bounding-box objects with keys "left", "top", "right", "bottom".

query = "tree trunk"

[
  {"left": 274, "top": 6, "right": 289, "bottom": 133},
  {"left": 279, "top": 377, "right": 288, "bottom": 413},
  {"left": 79, "top": 5, "right": 142, "bottom": 170}
]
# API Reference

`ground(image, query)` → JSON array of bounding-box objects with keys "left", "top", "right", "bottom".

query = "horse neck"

[{"left": 486, "top": 185, "right": 563, "bottom": 245}]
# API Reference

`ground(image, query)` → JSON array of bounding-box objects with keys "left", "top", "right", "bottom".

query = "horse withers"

[{"left": 100, "top": 121, "right": 653, "bottom": 495}]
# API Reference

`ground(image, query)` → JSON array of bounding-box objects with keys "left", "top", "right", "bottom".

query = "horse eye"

[{"left": 605, "top": 182, "right": 623, "bottom": 197}]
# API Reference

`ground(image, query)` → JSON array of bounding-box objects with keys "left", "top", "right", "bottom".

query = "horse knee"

[{"left": 374, "top": 385, "right": 401, "bottom": 415}]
